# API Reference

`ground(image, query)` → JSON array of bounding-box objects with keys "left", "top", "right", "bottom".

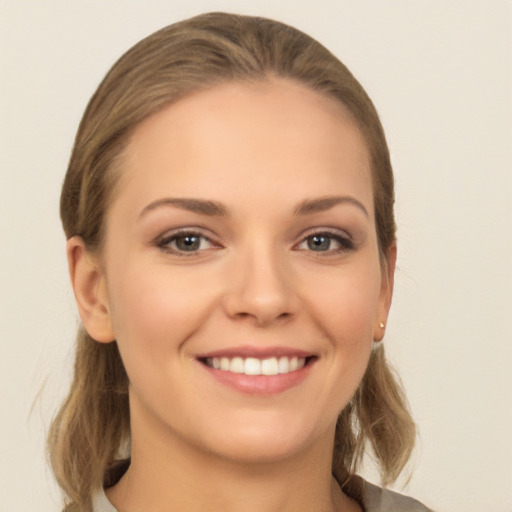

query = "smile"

[
  {"left": 197, "top": 348, "right": 317, "bottom": 394},
  {"left": 204, "top": 356, "right": 307, "bottom": 376}
]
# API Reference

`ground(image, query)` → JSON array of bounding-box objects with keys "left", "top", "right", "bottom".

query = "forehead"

[{"left": 114, "top": 78, "right": 373, "bottom": 216}]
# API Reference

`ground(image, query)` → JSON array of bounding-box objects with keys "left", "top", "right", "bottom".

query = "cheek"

[
  {"left": 105, "top": 259, "right": 220, "bottom": 359},
  {"left": 302, "top": 261, "right": 382, "bottom": 345},
  {"left": 297, "top": 258, "right": 381, "bottom": 397}
]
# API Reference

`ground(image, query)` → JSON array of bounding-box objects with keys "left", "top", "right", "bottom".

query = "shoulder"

[
  {"left": 92, "top": 489, "right": 117, "bottom": 512},
  {"left": 362, "top": 480, "right": 433, "bottom": 512},
  {"left": 91, "top": 460, "right": 130, "bottom": 512}
]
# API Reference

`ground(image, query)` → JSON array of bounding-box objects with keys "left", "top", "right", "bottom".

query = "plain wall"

[{"left": 1, "top": 1, "right": 511, "bottom": 511}]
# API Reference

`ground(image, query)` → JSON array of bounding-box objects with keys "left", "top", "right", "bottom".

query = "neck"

[{"left": 107, "top": 397, "right": 360, "bottom": 512}]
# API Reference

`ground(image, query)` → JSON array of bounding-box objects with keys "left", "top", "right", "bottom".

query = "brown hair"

[{"left": 49, "top": 12, "right": 416, "bottom": 510}]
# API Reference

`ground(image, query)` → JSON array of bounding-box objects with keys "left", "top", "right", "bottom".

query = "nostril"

[
  {"left": 234, "top": 312, "right": 251, "bottom": 319},
  {"left": 222, "top": 282, "right": 296, "bottom": 326}
]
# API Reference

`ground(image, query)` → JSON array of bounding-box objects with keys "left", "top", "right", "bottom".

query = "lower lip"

[{"left": 199, "top": 360, "right": 315, "bottom": 395}]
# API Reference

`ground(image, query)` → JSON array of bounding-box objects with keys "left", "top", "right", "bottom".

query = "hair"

[{"left": 49, "top": 11, "right": 416, "bottom": 511}]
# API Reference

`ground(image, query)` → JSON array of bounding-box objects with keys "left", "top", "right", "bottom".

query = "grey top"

[{"left": 92, "top": 479, "right": 432, "bottom": 512}]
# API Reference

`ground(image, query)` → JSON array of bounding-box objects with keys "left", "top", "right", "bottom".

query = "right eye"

[{"left": 157, "top": 230, "right": 217, "bottom": 255}]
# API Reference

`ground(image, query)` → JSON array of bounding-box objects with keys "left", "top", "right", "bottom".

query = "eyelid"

[
  {"left": 294, "top": 227, "right": 355, "bottom": 252},
  {"left": 296, "top": 226, "right": 353, "bottom": 242},
  {"left": 155, "top": 227, "right": 222, "bottom": 255},
  {"left": 153, "top": 226, "right": 356, "bottom": 256}
]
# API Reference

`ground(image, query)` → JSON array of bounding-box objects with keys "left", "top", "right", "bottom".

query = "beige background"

[{"left": 1, "top": 1, "right": 511, "bottom": 511}]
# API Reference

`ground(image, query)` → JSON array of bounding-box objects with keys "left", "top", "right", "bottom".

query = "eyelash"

[
  {"left": 296, "top": 229, "right": 355, "bottom": 254},
  {"left": 156, "top": 229, "right": 218, "bottom": 256},
  {"left": 156, "top": 228, "right": 355, "bottom": 256}
]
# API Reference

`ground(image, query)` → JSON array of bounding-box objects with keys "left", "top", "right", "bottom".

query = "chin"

[{"left": 192, "top": 415, "right": 333, "bottom": 466}]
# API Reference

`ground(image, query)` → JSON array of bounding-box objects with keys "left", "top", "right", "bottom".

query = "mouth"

[
  {"left": 195, "top": 348, "right": 317, "bottom": 395},
  {"left": 199, "top": 355, "right": 317, "bottom": 376}
]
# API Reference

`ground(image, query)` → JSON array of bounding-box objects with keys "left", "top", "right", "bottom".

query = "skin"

[{"left": 68, "top": 78, "right": 396, "bottom": 512}]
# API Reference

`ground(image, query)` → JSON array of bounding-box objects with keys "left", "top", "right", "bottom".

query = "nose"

[{"left": 222, "top": 243, "right": 296, "bottom": 327}]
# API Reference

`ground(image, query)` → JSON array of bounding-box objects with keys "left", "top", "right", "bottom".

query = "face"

[{"left": 76, "top": 78, "right": 395, "bottom": 464}]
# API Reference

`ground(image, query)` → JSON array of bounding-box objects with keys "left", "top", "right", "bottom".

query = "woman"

[{"left": 49, "top": 12, "right": 432, "bottom": 512}]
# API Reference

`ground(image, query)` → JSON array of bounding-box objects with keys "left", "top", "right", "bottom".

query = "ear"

[
  {"left": 66, "top": 236, "right": 115, "bottom": 343},
  {"left": 374, "top": 241, "right": 397, "bottom": 342}
]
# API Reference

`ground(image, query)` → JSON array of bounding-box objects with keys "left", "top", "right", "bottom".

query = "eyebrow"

[
  {"left": 138, "top": 195, "right": 368, "bottom": 219},
  {"left": 293, "top": 196, "right": 369, "bottom": 218},
  {"left": 139, "top": 198, "right": 228, "bottom": 219}
]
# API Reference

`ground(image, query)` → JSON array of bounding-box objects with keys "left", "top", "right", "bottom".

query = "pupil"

[
  {"left": 308, "top": 235, "right": 330, "bottom": 251},
  {"left": 177, "top": 235, "right": 200, "bottom": 251}
]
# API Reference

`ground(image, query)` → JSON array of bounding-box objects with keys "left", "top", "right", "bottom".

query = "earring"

[{"left": 379, "top": 321, "right": 385, "bottom": 329}]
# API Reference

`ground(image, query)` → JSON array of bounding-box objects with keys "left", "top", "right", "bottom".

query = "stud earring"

[{"left": 379, "top": 322, "right": 385, "bottom": 329}]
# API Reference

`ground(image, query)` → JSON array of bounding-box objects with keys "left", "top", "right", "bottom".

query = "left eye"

[
  {"left": 297, "top": 233, "right": 352, "bottom": 252},
  {"left": 158, "top": 232, "right": 215, "bottom": 253}
]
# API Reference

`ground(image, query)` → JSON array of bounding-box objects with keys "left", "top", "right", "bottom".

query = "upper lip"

[{"left": 196, "top": 345, "right": 315, "bottom": 359}]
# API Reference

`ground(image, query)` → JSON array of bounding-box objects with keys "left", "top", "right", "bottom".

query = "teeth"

[
  {"left": 261, "top": 357, "right": 278, "bottom": 375},
  {"left": 205, "top": 356, "right": 307, "bottom": 375},
  {"left": 278, "top": 356, "right": 289, "bottom": 374},
  {"left": 242, "top": 357, "right": 259, "bottom": 375},
  {"left": 230, "top": 357, "right": 244, "bottom": 374}
]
